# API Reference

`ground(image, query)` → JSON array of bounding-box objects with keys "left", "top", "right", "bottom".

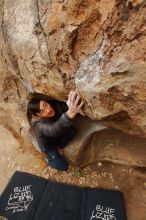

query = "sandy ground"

[{"left": 0, "top": 125, "right": 146, "bottom": 220}]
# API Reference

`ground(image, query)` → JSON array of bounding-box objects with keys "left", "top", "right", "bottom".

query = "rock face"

[
  {"left": 1, "top": 0, "right": 146, "bottom": 167},
  {"left": 1, "top": 1, "right": 146, "bottom": 219},
  {"left": 64, "top": 116, "right": 146, "bottom": 168}
]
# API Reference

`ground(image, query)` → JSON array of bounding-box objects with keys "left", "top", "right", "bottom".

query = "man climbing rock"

[{"left": 27, "top": 91, "right": 85, "bottom": 171}]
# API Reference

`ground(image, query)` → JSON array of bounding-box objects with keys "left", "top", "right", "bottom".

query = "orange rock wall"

[{"left": 0, "top": 0, "right": 146, "bottom": 152}]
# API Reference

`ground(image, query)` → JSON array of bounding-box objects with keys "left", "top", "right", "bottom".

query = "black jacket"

[{"left": 32, "top": 112, "right": 74, "bottom": 151}]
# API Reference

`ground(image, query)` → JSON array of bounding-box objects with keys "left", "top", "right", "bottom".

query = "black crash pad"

[{"left": 0, "top": 171, "right": 127, "bottom": 220}]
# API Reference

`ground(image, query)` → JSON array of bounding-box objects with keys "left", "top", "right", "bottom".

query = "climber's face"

[{"left": 36, "top": 100, "right": 55, "bottom": 118}]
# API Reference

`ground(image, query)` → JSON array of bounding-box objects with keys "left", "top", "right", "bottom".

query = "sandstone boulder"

[{"left": 0, "top": 0, "right": 146, "bottom": 168}]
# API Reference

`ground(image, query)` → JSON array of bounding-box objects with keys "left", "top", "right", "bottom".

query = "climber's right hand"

[{"left": 66, "top": 91, "right": 85, "bottom": 118}]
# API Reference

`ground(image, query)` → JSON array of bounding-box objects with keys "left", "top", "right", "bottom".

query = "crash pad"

[{"left": 0, "top": 171, "right": 127, "bottom": 220}]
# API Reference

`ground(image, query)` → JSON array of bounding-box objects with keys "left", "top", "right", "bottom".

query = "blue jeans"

[{"left": 43, "top": 127, "right": 77, "bottom": 171}]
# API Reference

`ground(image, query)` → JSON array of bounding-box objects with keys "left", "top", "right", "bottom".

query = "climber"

[{"left": 27, "top": 91, "right": 85, "bottom": 171}]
